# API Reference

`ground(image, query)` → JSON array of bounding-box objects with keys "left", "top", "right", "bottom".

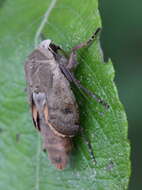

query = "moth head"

[{"left": 39, "top": 39, "right": 51, "bottom": 49}]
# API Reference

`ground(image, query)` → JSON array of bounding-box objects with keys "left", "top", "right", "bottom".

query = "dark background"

[{"left": 99, "top": 0, "right": 142, "bottom": 189}]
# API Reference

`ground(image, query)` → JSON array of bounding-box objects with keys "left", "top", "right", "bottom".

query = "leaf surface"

[{"left": 0, "top": 0, "right": 130, "bottom": 189}]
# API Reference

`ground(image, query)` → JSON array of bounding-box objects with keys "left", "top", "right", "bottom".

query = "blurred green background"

[{"left": 100, "top": 0, "right": 142, "bottom": 189}]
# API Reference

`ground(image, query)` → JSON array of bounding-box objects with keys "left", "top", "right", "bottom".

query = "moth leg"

[
  {"left": 79, "top": 128, "right": 97, "bottom": 164},
  {"left": 66, "top": 28, "right": 101, "bottom": 70},
  {"left": 59, "top": 64, "right": 109, "bottom": 109},
  {"left": 50, "top": 43, "right": 69, "bottom": 58}
]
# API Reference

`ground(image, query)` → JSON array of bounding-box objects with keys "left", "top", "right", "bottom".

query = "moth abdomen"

[
  {"left": 41, "top": 124, "right": 72, "bottom": 170},
  {"left": 47, "top": 146, "right": 71, "bottom": 170}
]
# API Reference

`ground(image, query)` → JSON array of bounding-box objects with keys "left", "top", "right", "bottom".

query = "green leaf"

[{"left": 0, "top": 0, "right": 130, "bottom": 189}]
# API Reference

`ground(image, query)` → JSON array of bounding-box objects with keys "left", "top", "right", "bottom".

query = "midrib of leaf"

[
  {"left": 34, "top": 134, "right": 41, "bottom": 190},
  {"left": 33, "top": 1, "right": 58, "bottom": 189},
  {"left": 34, "top": 0, "right": 57, "bottom": 47}
]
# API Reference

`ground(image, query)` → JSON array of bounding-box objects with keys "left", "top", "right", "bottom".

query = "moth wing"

[
  {"left": 47, "top": 69, "right": 80, "bottom": 137},
  {"left": 31, "top": 101, "right": 40, "bottom": 130},
  {"left": 24, "top": 48, "right": 53, "bottom": 131},
  {"left": 31, "top": 92, "right": 49, "bottom": 131}
]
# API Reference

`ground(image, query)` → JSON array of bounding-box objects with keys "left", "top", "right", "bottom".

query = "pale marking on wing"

[
  {"left": 32, "top": 104, "right": 38, "bottom": 127},
  {"left": 47, "top": 121, "right": 74, "bottom": 138}
]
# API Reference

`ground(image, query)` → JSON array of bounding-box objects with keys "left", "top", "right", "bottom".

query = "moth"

[{"left": 24, "top": 28, "right": 108, "bottom": 170}]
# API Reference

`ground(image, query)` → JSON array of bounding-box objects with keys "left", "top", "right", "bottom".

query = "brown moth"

[{"left": 24, "top": 28, "right": 108, "bottom": 170}]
